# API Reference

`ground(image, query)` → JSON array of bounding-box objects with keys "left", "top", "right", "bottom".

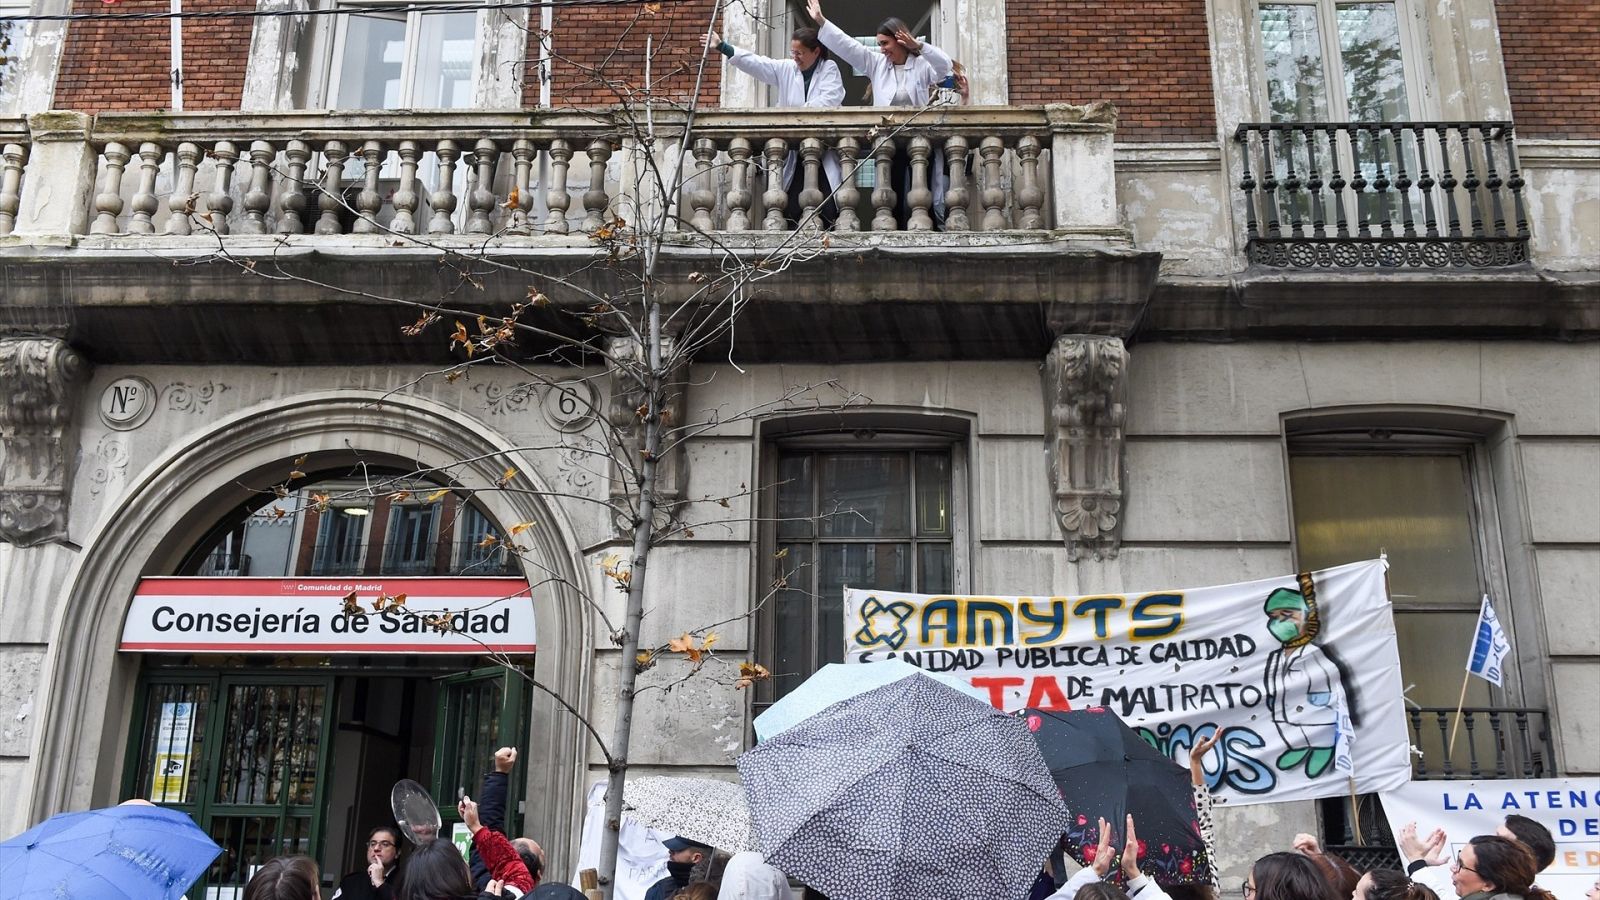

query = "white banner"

[
  {"left": 1381, "top": 779, "right": 1600, "bottom": 900},
  {"left": 122, "top": 577, "right": 537, "bottom": 654},
  {"left": 845, "top": 559, "right": 1411, "bottom": 805}
]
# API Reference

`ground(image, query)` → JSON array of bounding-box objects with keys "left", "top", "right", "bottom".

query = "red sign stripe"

[
  {"left": 120, "top": 642, "right": 539, "bottom": 653},
  {"left": 135, "top": 577, "right": 532, "bottom": 598}
]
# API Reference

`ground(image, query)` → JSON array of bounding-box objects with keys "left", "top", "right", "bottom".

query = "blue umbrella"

[
  {"left": 754, "top": 659, "right": 990, "bottom": 742},
  {"left": 1, "top": 803, "right": 223, "bottom": 900}
]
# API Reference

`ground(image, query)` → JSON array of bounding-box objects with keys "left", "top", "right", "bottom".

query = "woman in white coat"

[
  {"left": 806, "top": 0, "right": 954, "bottom": 228},
  {"left": 704, "top": 27, "right": 845, "bottom": 227}
]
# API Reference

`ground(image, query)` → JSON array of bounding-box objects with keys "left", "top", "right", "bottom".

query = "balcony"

[
  {"left": 1233, "top": 121, "right": 1530, "bottom": 270},
  {"left": 0, "top": 106, "right": 1159, "bottom": 364}
]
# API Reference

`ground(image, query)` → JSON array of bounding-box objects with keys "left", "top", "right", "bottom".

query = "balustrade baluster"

[
  {"left": 1440, "top": 129, "right": 1462, "bottom": 237},
  {"left": 467, "top": 138, "right": 500, "bottom": 234},
  {"left": 1260, "top": 128, "right": 1282, "bottom": 238},
  {"left": 1369, "top": 125, "right": 1393, "bottom": 239},
  {"left": 978, "top": 136, "right": 1006, "bottom": 231},
  {"left": 164, "top": 142, "right": 201, "bottom": 236},
  {"left": 833, "top": 138, "right": 860, "bottom": 232},
  {"left": 391, "top": 141, "right": 420, "bottom": 235},
  {"left": 762, "top": 138, "right": 788, "bottom": 231},
  {"left": 1413, "top": 126, "right": 1439, "bottom": 237},
  {"left": 1407, "top": 709, "right": 1425, "bottom": 776},
  {"left": 429, "top": 140, "right": 461, "bottom": 235},
  {"left": 871, "top": 137, "right": 898, "bottom": 231},
  {"left": 1237, "top": 130, "right": 1259, "bottom": 241},
  {"left": 240, "top": 141, "right": 275, "bottom": 234},
  {"left": 1390, "top": 125, "right": 1415, "bottom": 238},
  {"left": 943, "top": 136, "right": 969, "bottom": 232},
  {"left": 1435, "top": 711, "right": 1454, "bottom": 777},
  {"left": 1348, "top": 128, "right": 1370, "bottom": 238},
  {"left": 0, "top": 143, "right": 25, "bottom": 235},
  {"left": 1281, "top": 129, "right": 1303, "bottom": 237},
  {"left": 906, "top": 136, "right": 933, "bottom": 232},
  {"left": 582, "top": 139, "right": 612, "bottom": 232},
  {"left": 277, "top": 140, "right": 311, "bottom": 235},
  {"left": 545, "top": 139, "right": 572, "bottom": 234},
  {"left": 1326, "top": 125, "right": 1348, "bottom": 238},
  {"left": 1302, "top": 126, "right": 1325, "bottom": 238},
  {"left": 689, "top": 137, "right": 716, "bottom": 232},
  {"left": 92, "top": 142, "right": 131, "bottom": 235},
  {"left": 725, "top": 138, "right": 753, "bottom": 231},
  {"left": 315, "top": 140, "right": 349, "bottom": 235},
  {"left": 798, "top": 138, "right": 825, "bottom": 230},
  {"left": 1464, "top": 712, "right": 1481, "bottom": 777},
  {"left": 1504, "top": 127, "right": 1528, "bottom": 240},
  {"left": 1514, "top": 712, "right": 1534, "bottom": 777},
  {"left": 206, "top": 141, "right": 238, "bottom": 235},
  {"left": 1016, "top": 135, "right": 1044, "bottom": 229},
  {"left": 510, "top": 139, "right": 535, "bottom": 234},
  {"left": 1479, "top": 124, "right": 1506, "bottom": 237},
  {"left": 352, "top": 140, "right": 384, "bottom": 234},
  {"left": 1458, "top": 125, "right": 1483, "bottom": 237}
]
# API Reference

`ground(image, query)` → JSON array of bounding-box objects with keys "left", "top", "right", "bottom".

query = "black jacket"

[{"left": 333, "top": 868, "right": 398, "bottom": 900}]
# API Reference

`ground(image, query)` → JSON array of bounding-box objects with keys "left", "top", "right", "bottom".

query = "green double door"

[{"left": 125, "top": 667, "right": 526, "bottom": 897}]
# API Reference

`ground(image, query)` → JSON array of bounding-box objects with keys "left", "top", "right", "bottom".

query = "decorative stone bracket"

[
  {"left": 1044, "top": 334, "right": 1128, "bottom": 561},
  {"left": 605, "top": 335, "right": 688, "bottom": 525},
  {"left": 0, "top": 337, "right": 89, "bottom": 546}
]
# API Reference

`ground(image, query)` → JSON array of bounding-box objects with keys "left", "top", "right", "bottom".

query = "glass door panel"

[{"left": 433, "top": 667, "right": 528, "bottom": 836}]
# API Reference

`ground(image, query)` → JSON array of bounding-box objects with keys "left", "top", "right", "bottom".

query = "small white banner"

[
  {"left": 121, "top": 577, "right": 537, "bottom": 654},
  {"left": 1381, "top": 778, "right": 1600, "bottom": 900}
]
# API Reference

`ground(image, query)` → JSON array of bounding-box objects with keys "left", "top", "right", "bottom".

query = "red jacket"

[{"left": 471, "top": 827, "right": 535, "bottom": 895}]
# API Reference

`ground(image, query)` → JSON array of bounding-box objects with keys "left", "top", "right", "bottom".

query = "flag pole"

[{"left": 1445, "top": 668, "right": 1470, "bottom": 757}]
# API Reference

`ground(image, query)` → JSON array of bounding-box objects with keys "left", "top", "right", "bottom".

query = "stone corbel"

[
  {"left": 1044, "top": 334, "right": 1128, "bottom": 561},
  {"left": 605, "top": 334, "right": 688, "bottom": 526},
  {"left": 0, "top": 337, "right": 89, "bottom": 546}
]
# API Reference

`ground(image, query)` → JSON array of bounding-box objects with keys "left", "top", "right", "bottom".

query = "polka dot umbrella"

[{"left": 738, "top": 673, "right": 1067, "bottom": 900}]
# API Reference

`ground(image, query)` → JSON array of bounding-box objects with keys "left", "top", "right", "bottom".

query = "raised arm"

[
  {"left": 808, "top": 0, "right": 879, "bottom": 77},
  {"left": 910, "top": 35, "right": 953, "bottom": 81},
  {"left": 707, "top": 29, "right": 791, "bottom": 87}
]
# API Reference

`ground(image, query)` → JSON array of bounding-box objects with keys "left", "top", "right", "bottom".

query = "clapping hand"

[
  {"left": 1120, "top": 815, "right": 1143, "bottom": 882},
  {"left": 1188, "top": 730, "right": 1222, "bottom": 786},
  {"left": 1399, "top": 822, "right": 1449, "bottom": 866},
  {"left": 1091, "top": 817, "right": 1116, "bottom": 877}
]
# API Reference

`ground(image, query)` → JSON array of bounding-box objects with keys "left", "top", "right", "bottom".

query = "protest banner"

[
  {"left": 844, "top": 559, "right": 1412, "bottom": 805},
  {"left": 1381, "top": 778, "right": 1600, "bottom": 900}
]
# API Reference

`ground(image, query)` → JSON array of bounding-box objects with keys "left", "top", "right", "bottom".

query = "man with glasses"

[{"left": 332, "top": 825, "right": 403, "bottom": 900}]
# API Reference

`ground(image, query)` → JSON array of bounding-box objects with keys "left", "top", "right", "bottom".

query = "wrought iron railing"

[
  {"left": 1234, "top": 121, "right": 1529, "bottom": 269},
  {"left": 1408, "top": 706, "right": 1555, "bottom": 779},
  {"left": 196, "top": 550, "right": 251, "bottom": 576},
  {"left": 304, "top": 541, "right": 516, "bottom": 576}
]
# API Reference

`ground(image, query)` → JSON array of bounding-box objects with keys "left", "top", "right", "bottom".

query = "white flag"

[{"left": 1466, "top": 594, "right": 1511, "bottom": 686}]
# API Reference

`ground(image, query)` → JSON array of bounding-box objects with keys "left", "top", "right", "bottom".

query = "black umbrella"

[{"left": 1026, "top": 707, "right": 1211, "bottom": 887}]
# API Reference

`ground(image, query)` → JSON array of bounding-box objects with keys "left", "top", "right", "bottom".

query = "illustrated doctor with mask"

[{"left": 1262, "top": 585, "right": 1347, "bottom": 780}]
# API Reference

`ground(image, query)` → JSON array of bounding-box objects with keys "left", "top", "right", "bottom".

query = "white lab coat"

[
  {"left": 815, "top": 19, "right": 952, "bottom": 107},
  {"left": 726, "top": 47, "right": 845, "bottom": 190},
  {"left": 1265, "top": 643, "right": 1343, "bottom": 750}
]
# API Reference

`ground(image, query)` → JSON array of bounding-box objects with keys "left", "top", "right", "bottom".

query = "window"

[
  {"left": 310, "top": 500, "right": 371, "bottom": 576},
  {"left": 760, "top": 443, "right": 958, "bottom": 706},
  {"left": 0, "top": 0, "right": 27, "bottom": 113},
  {"left": 780, "top": 0, "right": 940, "bottom": 107},
  {"left": 328, "top": 4, "right": 479, "bottom": 109},
  {"left": 383, "top": 502, "right": 440, "bottom": 574},
  {"left": 1256, "top": 0, "right": 1415, "bottom": 123}
]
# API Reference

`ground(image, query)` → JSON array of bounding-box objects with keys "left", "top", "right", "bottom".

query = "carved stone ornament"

[
  {"left": 0, "top": 338, "right": 90, "bottom": 546},
  {"left": 1044, "top": 334, "right": 1128, "bottom": 561},
  {"left": 606, "top": 335, "right": 688, "bottom": 524}
]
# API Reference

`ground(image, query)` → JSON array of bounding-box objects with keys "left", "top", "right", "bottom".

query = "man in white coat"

[{"left": 704, "top": 27, "right": 845, "bottom": 227}]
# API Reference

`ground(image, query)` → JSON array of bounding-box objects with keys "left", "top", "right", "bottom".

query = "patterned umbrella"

[
  {"left": 622, "top": 775, "right": 757, "bottom": 853},
  {"left": 739, "top": 674, "right": 1067, "bottom": 900},
  {"left": 1028, "top": 708, "right": 1211, "bottom": 887}
]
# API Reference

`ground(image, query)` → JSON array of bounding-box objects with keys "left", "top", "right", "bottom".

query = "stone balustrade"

[{"left": 0, "top": 105, "right": 1121, "bottom": 243}]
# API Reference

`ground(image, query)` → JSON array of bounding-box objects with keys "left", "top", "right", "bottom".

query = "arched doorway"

[{"left": 27, "top": 392, "right": 592, "bottom": 883}]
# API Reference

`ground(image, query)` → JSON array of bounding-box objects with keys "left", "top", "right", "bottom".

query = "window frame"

[
  {"left": 1248, "top": 0, "right": 1432, "bottom": 123},
  {"left": 320, "top": 0, "right": 485, "bottom": 110},
  {"left": 753, "top": 425, "right": 970, "bottom": 719}
]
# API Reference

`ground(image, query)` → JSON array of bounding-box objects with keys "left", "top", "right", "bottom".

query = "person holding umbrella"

[{"left": 1050, "top": 815, "right": 1175, "bottom": 900}]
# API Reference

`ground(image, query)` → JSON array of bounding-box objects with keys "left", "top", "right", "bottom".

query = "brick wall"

[
  {"left": 54, "top": 0, "right": 253, "bottom": 112},
  {"left": 533, "top": 4, "right": 721, "bottom": 108},
  {"left": 1005, "top": 0, "right": 1216, "bottom": 141},
  {"left": 1496, "top": 0, "right": 1600, "bottom": 138}
]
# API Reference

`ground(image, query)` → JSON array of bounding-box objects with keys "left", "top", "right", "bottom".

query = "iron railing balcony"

[
  {"left": 1234, "top": 121, "right": 1529, "bottom": 270},
  {"left": 1407, "top": 706, "right": 1556, "bottom": 779}
]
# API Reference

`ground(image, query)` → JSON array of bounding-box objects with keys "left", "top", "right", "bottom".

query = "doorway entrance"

[{"left": 122, "top": 662, "right": 530, "bottom": 898}]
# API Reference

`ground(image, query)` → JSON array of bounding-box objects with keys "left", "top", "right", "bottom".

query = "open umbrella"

[
  {"left": 1027, "top": 708, "right": 1211, "bottom": 887},
  {"left": 622, "top": 775, "right": 756, "bottom": 853},
  {"left": 0, "top": 803, "right": 223, "bottom": 900},
  {"left": 739, "top": 674, "right": 1067, "bottom": 900},
  {"left": 753, "top": 659, "right": 991, "bottom": 742}
]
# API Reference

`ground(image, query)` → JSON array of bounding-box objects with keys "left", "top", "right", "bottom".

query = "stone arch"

[{"left": 27, "top": 391, "right": 593, "bottom": 868}]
